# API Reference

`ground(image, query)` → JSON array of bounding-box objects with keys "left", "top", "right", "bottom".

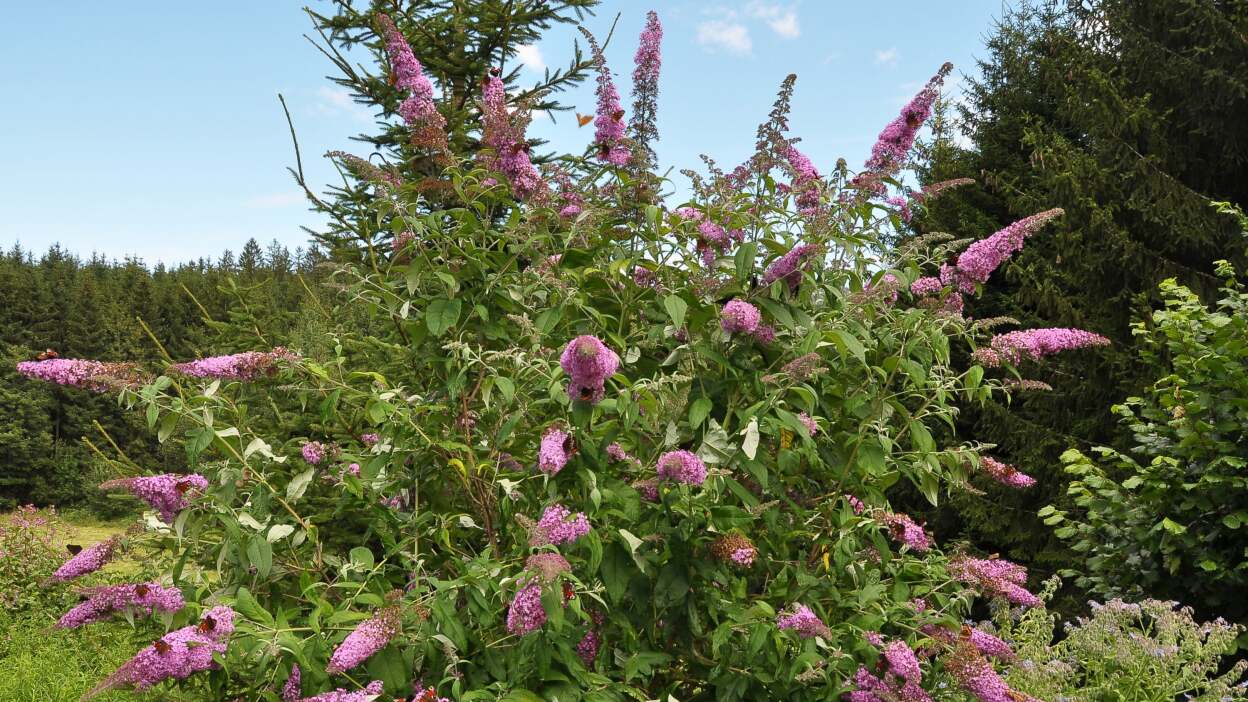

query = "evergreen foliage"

[
  {"left": 0, "top": 241, "right": 323, "bottom": 509},
  {"left": 912, "top": 0, "right": 1248, "bottom": 580}
]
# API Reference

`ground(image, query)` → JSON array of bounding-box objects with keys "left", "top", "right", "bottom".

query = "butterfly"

[
  {"left": 562, "top": 582, "right": 576, "bottom": 602},
  {"left": 134, "top": 583, "right": 150, "bottom": 597},
  {"left": 35, "top": 349, "right": 59, "bottom": 361},
  {"left": 66, "top": 544, "right": 83, "bottom": 555},
  {"left": 612, "top": 109, "right": 624, "bottom": 122},
  {"left": 562, "top": 433, "right": 578, "bottom": 457},
  {"left": 153, "top": 639, "right": 172, "bottom": 655},
  {"left": 198, "top": 614, "right": 217, "bottom": 633},
  {"left": 576, "top": 113, "right": 593, "bottom": 127},
  {"left": 175, "top": 480, "right": 195, "bottom": 495}
]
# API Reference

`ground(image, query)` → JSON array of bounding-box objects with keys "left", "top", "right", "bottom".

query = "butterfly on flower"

[
  {"left": 66, "top": 543, "right": 83, "bottom": 555},
  {"left": 153, "top": 639, "right": 172, "bottom": 655},
  {"left": 36, "top": 349, "right": 59, "bottom": 361},
  {"left": 197, "top": 614, "right": 217, "bottom": 633}
]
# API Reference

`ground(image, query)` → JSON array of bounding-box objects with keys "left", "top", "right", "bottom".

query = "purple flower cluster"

[
  {"left": 58, "top": 582, "right": 184, "bottom": 628},
  {"left": 883, "top": 512, "right": 933, "bottom": 552},
  {"left": 762, "top": 244, "right": 820, "bottom": 290},
  {"left": 50, "top": 536, "right": 119, "bottom": 582},
  {"left": 921, "top": 624, "right": 1014, "bottom": 660},
  {"left": 847, "top": 664, "right": 932, "bottom": 702},
  {"left": 170, "top": 348, "right": 295, "bottom": 380},
  {"left": 606, "top": 442, "right": 638, "bottom": 464},
  {"left": 282, "top": 665, "right": 301, "bottom": 702},
  {"left": 580, "top": 28, "right": 629, "bottom": 166},
  {"left": 538, "top": 428, "right": 573, "bottom": 476},
  {"left": 360, "top": 433, "right": 380, "bottom": 446},
  {"left": 302, "top": 441, "right": 326, "bottom": 465},
  {"left": 914, "top": 177, "right": 975, "bottom": 203},
  {"left": 326, "top": 607, "right": 399, "bottom": 674},
  {"left": 847, "top": 494, "right": 866, "bottom": 515},
  {"left": 944, "top": 643, "right": 1037, "bottom": 702},
  {"left": 88, "top": 607, "right": 235, "bottom": 696},
  {"left": 784, "top": 145, "right": 821, "bottom": 212},
  {"left": 559, "top": 335, "right": 620, "bottom": 404},
  {"left": 377, "top": 14, "right": 447, "bottom": 152},
  {"left": 577, "top": 628, "right": 602, "bottom": 665},
  {"left": 629, "top": 11, "right": 662, "bottom": 160},
  {"left": 861, "top": 63, "right": 952, "bottom": 184},
  {"left": 506, "top": 580, "right": 546, "bottom": 636},
  {"left": 530, "top": 504, "right": 591, "bottom": 546},
  {"left": 298, "top": 681, "right": 385, "bottom": 702},
  {"left": 720, "top": 299, "right": 761, "bottom": 334},
  {"left": 949, "top": 556, "right": 1041, "bottom": 608},
  {"left": 656, "top": 450, "right": 708, "bottom": 486},
  {"left": 730, "top": 547, "right": 756, "bottom": 567},
  {"left": 99, "top": 474, "right": 208, "bottom": 524},
  {"left": 633, "top": 478, "right": 659, "bottom": 502},
  {"left": 973, "top": 327, "right": 1110, "bottom": 367},
  {"left": 16, "top": 358, "right": 140, "bottom": 392},
  {"left": 797, "top": 412, "right": 818, "bottom": 436},
  {"left": 910, "top": 276, "right": 943, "bottom": 297},
  {"left": 480, "top": 74, "right": 544, "bottom": 199},
  {"left": 978, "top": 456, "right": 1036, "bottom": 489},
  {"left": 941, "top": 208, "right": 1063, "bottom": 293},
  {"left": 776, "top": 604, "right": 830, "bottom": 639},
  {"left": 525, "top": 552, "right": 572, "bottom": 582}
]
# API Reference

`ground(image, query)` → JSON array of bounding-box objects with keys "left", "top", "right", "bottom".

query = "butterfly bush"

[
  {"left": 99, "top": 473, "right": 208, "bottom": 523},
  {"left": 28, "top": 10, "right": 1125, "bottom": 700},
  {"left": 57, "top": 582, "right": 185, "bottom": 628}
]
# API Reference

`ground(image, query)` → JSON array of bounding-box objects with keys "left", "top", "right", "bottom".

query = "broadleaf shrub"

[
  {"left": 23, "top": 11, "right": 1116, "bottom": 702},
  {"left": 996, "top": 579, "right": 1248, "bottom": 701},
  {"left": 1047, "top": 260, "right": 1248, "bottom": 624}
]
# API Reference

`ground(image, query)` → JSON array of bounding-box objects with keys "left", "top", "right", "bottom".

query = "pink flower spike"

[{"left": 326, "top": 607, "right": 399, "bottom": 675}]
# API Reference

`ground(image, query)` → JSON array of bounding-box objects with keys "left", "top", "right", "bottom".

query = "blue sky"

[{"left": 0, "top": 1, "right": 1006, "bottom": 266}]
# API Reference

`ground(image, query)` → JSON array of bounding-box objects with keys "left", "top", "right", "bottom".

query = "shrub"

[
  {"left": 22, "top": 11, "right": 1115, "bottom": 702},
  {"left": 996, "top": 579, "right": 1248, "bottom": 701},
  {"left": 0, "top": 505, "right": 65, "bottom": 612},
  {"left": 1045, "top": 260, "right": 1248, "bottom": 623}
]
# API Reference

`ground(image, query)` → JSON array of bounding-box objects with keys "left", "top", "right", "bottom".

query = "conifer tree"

[
  {"left": 913, "top": 0, "right": 1248, "bottom": 576},
  {"left": 291, "top": 0, "right": 600, "bottom": 254}
]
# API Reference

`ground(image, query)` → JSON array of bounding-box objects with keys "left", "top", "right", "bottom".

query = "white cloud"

[
  {"left": 875, "top": 47, "right": 899, "bottom": 66},
  {"left": 314, "top": 86, "right": 373, "bottom": 123},
  {"left": 746, "top": 1, "right": 800, "bottom": 39},
  {"left": 245, "top": 191, "right": 306, "bottom": 209},
  {"left": 515, "top": 44, "right": 546, "bottom": 73},
  {"left": 697, "top": 17, "right": 752, "bottom": 55}
]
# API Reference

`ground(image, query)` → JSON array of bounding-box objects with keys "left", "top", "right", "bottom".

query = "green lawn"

[{"left": 0, "top": 510, "right": 193, "bottom": 702}]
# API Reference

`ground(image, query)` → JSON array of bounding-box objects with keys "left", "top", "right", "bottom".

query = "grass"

[
  {"left": 0, "top": 509, "right": 197, "bottom": 702},
  {"left": 0, "top": 613, "right": 172, "bottom": 702}
]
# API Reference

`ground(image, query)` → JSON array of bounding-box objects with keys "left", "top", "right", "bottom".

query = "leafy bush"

[
  {"left": 997, "top": 580, "right": 1248, "bottom": 701},
  {"left": 1046, "top": 260, "right": 1248, "bottom": 623},
  {"left": 0, "top": 505, "right": 66, "bottom": 612},
  {"left": 22, "top": 11, "right": 1119, "bottom": 702}
]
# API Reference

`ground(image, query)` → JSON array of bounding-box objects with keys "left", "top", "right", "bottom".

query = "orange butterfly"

[{"left": 576, "top": 112, "right": 593, "bottom": 127}]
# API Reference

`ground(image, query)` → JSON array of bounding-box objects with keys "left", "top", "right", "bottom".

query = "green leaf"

[
  {"left": 425, "top": 298, "right": 462, "bottom": 337},
  {"left": 1160, "top": 517, "right": 1187, "bottom": 535},
  {"left": 618, "top": 529, "right": 647, "bottom": 573},
  {"left": 688, "top": 397, "right": 712, "bottom": 429},
  {"left": 246, "top": 537, "right": 273, "bottom": 578},
  {"left": 663, "top": 294, "right": 688, "bottom": 328},
  {"left": 349, "top": 546, "right": 374, "bottom": 570},
  {"left": 234, "top": 587, "right": 273, "bottom": 625},
  {"left": 830, "top": 329, "right": 866, "bottom": 363},
  {"left": 494, "top": 376, "right": 515, "bottom": 403},
  {"left": 286, "top": 468, "right": 315, "bottom": 502},
  {"left": 267, "top": 524, "right": 295, "bottom": 543}
]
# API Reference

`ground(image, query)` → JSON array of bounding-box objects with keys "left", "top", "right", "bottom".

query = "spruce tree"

[
  {"left": 913, "top": 0, "right": 1248, "bottom": 581},
  {"left": 291, "top": 0, "right": 600, "bottom": 253}
]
